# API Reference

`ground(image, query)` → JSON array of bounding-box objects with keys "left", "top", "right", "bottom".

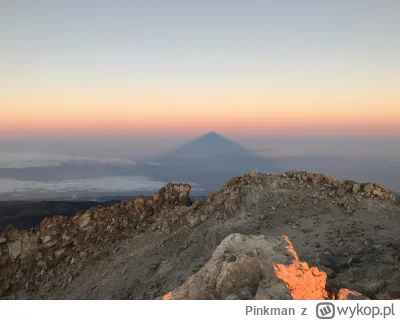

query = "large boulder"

[
  {"left": 162, "top": 234, "right": 302, "bottom": 300},
  {"left": 161, "top": 233, "right": 367, "bottom": 300}
]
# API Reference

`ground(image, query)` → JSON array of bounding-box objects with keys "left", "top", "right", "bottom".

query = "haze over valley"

[{"left": 1, "top": 132, "right": 399, "bottom": 201}]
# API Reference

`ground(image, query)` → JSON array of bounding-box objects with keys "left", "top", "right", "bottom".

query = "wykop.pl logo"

[{"left": 316, "top": 303, "right": 335, "bottom": 319}]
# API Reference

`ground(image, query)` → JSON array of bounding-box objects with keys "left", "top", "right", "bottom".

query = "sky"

[{"left": 1, "top": 1, "right": 400, "bottom": 137}]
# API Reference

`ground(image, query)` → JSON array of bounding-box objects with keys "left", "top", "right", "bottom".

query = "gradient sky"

[{"left": 1, "top": 1, "right": 400, "bottom": 137}]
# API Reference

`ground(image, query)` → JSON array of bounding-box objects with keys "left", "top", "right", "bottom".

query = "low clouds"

[
  {"left": 147, "top": 161, "right": 165, "bottom": 166},
  {"left": 0, "top": 176, "right": 203, "bottom": 199},
  {"left": 0, "top": 176, "right": 165, "bottom": 194},
  {"left": 0, "top": 152, "right": 136, "bottom": 169},
  {"left": 0, "top": 152, "right": 205, "bottom": 200}
]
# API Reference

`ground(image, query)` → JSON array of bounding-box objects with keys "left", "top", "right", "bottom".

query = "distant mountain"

[
  {"left": 138, "top": 132, "right": 400, "bottom": 194},
  {"left": 161, "top": 131, "right": 248, "bottom": 161},
  {"left": 139, "top": 132, "right": 281, "bottom": 190},
  {"left": 395, "top": 192, "right": 400, "bottom": 200}
]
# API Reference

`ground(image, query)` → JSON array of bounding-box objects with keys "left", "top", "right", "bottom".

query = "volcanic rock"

[
  {"left": 161, "top": 234, "right": 294, "bottom": 300},
  {"left": 161, "top": 234, "right": 367, "bottom": 300},
  {"left": 7, "top": 241, "right": 22, "bottom": 261},
  {"left": 0, "top": 171, "right": 399, "bottom": 300}
]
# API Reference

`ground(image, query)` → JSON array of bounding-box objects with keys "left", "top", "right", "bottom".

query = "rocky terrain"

[
  {"left": 164, "top": 233, "right": 368, "bottom": 300},
  {"left": 1, "top": 171, "right": 400, "bottom": 300},
  {"left": 0, "top": 200, "right": 122, "bottom": 230}
]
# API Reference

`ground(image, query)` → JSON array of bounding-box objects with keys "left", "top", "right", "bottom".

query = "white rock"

[
  {"left": 7, "top": 240, "right": 22, "bottom": 260},
  {"left": 42, "top": 235, "right": 52, "bottom": 243},
  {"left": 79, "top": 213, "right": 91, "bottom": 229}
]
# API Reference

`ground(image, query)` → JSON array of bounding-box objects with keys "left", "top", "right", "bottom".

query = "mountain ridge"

[{"left": 1, "top": 171, "right": 399, "bottom": 299}]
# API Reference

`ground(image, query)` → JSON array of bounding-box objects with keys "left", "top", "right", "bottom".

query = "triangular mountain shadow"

[
  {"left": 139, "top": 132, "right": 281, "bottom": 191},
  {"left": 161, "top": 131, "right": 248, "bottom": 160}
]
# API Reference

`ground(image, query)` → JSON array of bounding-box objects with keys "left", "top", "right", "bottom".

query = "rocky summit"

[{"left": 0, "top": 171, "right": 400, "bottom": 300}]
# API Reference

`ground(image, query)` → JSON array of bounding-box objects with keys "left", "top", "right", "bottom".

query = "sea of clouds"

[
  {"left": 0, "top": 152, "right": 205, "bottom": 199},
  {"left": 0, "top": 152, "right": 136, "bottom": 169},
  {"left": 0, "top": 175, "right": 167, "bottom": 194},
  {"left": 0, "top": 175, "right": 204, "bottom": 200}
]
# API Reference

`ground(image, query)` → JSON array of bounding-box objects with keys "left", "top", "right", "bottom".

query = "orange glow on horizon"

[
  {"left": 2, "top": 91, "right": 400, "bottom": 137},
  {"left": 2, "top": 112, "right": 400, "bottom": 137}
]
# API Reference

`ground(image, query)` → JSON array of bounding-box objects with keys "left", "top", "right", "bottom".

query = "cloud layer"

[
  {"left": 0, "top": 176, "right": 203, "bottom": 197},
  {"left": 0, "top": 176, "right": 163, "bottom": 194},
  {"left": 0, "top": 152, "right": 136, "bottom": 169}
]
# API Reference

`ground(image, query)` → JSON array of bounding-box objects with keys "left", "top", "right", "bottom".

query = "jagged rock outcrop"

[
  {"left": 161, "top": 233, "right": 368, "bottom": 300},
  {"left": 161, "top": 234, "right": 293, "bottom": 300},
  {"left": 281, "top": 171, "right": 395, "bottom": 200},
  {"left": 1, "top": 171, "right": 399, "bottom": 299},
  {"left": 0, "top": 183, "right": 191, "bottom": 297}
]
